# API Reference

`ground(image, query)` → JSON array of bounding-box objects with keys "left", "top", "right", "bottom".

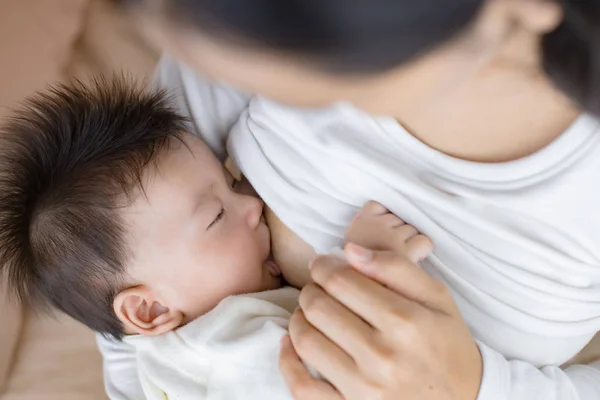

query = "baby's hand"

[{"left": 344, "top": 201, "right": 433, "bottom": 263}]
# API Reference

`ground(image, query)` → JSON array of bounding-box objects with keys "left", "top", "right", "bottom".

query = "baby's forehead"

[
  {"left": 125, "top": 133, "right": 226, "bottom": 209},
  {"left": 145, "top": 133, "right": 221, "bottom": 179},
  {"left": 165, "top": 132, "right": 218, "bottom": 163}
]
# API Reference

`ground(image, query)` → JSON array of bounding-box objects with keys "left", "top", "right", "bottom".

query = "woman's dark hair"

[
  {"left": 543, "top": 1, "right": 600, "bottom": 115},
  {"left": 161, "top": 0, "right": 486, "bottom": 72},
  {"left": 134, "top": 0, "right": 600, "bottom": 115}
]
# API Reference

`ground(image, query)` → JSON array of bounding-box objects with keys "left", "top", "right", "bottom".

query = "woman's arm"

[
  {"left": 477, "top": 340, "right": 600, "bottom": 399},
  {"left": 97, "top": 54, "right": 252, "bottom": 400}
]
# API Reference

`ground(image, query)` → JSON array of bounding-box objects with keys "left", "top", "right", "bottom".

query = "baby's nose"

[{"left": 241, "top": 194, "right": 264, "bottom": 229}]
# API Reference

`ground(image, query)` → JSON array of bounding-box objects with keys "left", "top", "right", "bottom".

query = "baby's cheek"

[
  {"left": 231, "top": 263, "right": 266, "bottom": 295},
  {"left": 229, "top": 240, "right": 263, "bottom": 282}
]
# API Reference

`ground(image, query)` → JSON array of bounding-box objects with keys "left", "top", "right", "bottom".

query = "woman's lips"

[{"left": 265, "top": 259, "right": 281, "bottom": 276}]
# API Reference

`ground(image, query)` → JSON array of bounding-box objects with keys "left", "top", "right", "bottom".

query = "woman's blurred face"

[
  {"left": 160, "top": 27, "right": 489, "bottom": 117},
  {"left": 138, "top": 0, "right": 561, "bottom": 116}
]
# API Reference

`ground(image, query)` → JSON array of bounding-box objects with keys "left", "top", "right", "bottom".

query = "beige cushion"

[
  {"left": 2, "top": 312, "right": 106, "bottom": 400},
  {"left": 0, "top": 284, "right": 22, "bottom": 392},
  {"left": 68, "top": 0, "right": 159, "bottom": 79},
  {"left": 0, "top": 0, "right": 158, "bottom": 396},
  {"left": 0, "top": 0, "right": 88, "bottom": 391},
  {"left": 0, "top": 0, "right": 89, "bottom": 118},
  {"left": 0, "top": 0, "right": 100, "bottom": 396}
]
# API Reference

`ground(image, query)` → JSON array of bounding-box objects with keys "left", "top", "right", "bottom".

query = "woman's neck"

[{"left": 397, "top": 34, "right": 582, "bottom": 163}]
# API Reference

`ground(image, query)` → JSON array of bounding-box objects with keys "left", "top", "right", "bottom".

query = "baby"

[{"left": 0, "top": 79, "right": 428, "bottom": 400}]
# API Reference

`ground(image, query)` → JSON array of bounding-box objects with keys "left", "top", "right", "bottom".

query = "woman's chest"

[{"left": 229, "top": 101, "right": 600, "bottom": 365}]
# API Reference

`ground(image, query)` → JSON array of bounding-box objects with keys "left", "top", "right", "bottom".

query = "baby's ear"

[{"left": 113, "top": 286, "right": 183, "bottom": 336}]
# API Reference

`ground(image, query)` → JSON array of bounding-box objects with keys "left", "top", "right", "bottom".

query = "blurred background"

[{"left": 0, "top": 0, "right": 159, "bottom": 398}]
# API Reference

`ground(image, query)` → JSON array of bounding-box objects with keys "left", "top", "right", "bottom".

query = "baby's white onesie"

[{"left": 124, "top": 287, "right": 299, "bottom": 400}]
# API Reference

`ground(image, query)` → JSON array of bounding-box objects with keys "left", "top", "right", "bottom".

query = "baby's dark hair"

[{"left": 0, "top": 77, "right": 187, "bottom": 338}]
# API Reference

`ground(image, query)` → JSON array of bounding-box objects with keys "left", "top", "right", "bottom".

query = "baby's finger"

[
  {"left": 406, "top": 234, "right": 433, "bottom": 263},
  {"left": 396, "top": 224, "right": 418, "bottom": 241},
  {"left": 379, "top": 213, "right": 406, "bottom": 228},
  {"left": 357, "top": 201, "right": 388, "bottom": 217}
]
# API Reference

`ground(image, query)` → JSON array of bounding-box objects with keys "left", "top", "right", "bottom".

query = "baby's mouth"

[{"left": 265, "top": 255, "right": 281, "bottom": 277}]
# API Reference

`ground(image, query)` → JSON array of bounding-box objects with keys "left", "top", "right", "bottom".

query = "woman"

[{"left": 99, "top": 0, "right": 600, "bottom": 399}]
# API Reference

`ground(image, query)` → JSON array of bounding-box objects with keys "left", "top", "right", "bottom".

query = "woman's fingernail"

[{"left": 346, "top": 243, "right": 373, "bottom": 264}]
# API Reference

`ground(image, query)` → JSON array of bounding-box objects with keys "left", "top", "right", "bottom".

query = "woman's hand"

[{"left": 279, "top": 203, "right": 482, "bottom": 400}]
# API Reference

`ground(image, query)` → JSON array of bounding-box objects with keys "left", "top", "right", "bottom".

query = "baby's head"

[{"left": 0, "top": 79, "right": 281, "bottom": 339}]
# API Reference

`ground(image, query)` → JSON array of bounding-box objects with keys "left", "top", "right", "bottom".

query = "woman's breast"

[{"left": 266, "top": 207, "right": 315, "bottom": 288}]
